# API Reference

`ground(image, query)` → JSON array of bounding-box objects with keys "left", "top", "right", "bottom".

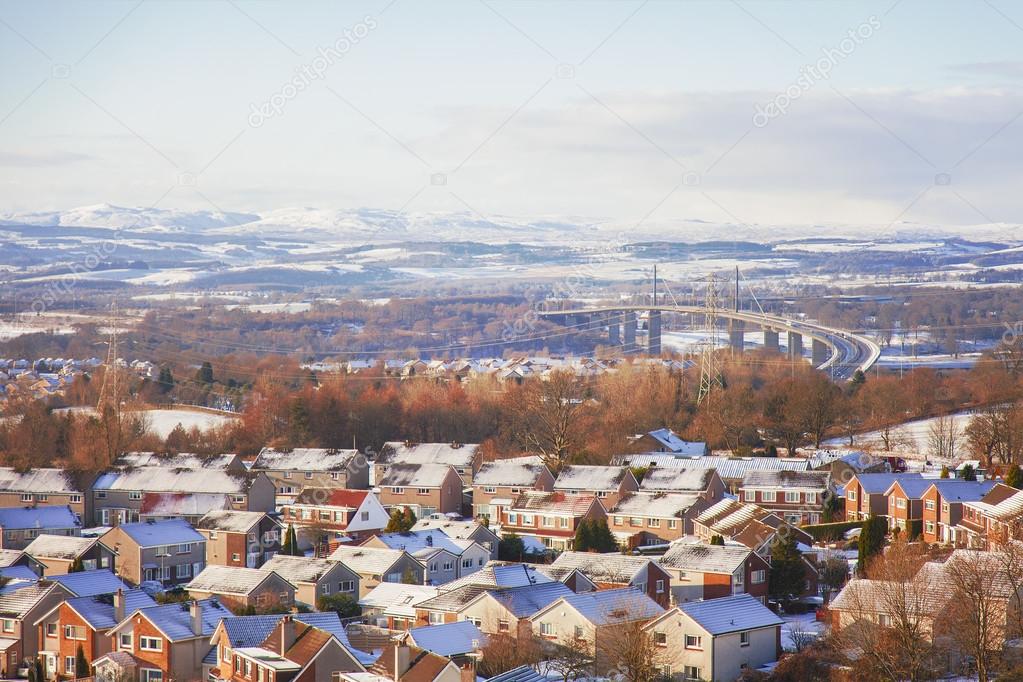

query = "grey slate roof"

[
  {"left": 440, "top": 562, "right": 553, "bottom": 591},
  {"left": 49, "top": 569, "right": 128, "bottom": 597},
  {"left": 186, "top": 565, "right": 278, "bottom": 595},
  {"left": 253, "top": 447, "right": 360, "bottom": 472},
  {"left": 850, "top": 472, "right": 923, "bottom": 494},
  {"left": 379, "top": 442, "right": 479, "bottom": 468},
  {"left": 24, "top": 534, "right": 97, "bottom": 560},
  {"left": 129, "top": 599, "right": 233, "bottom": 641},
  {"left": 217, "top": 612, "right": 375, "bottom": 666},
  {"left": 659, "top": 543, "right": 752, "bottom": 574},
  {"left": 261, "top": 555, "right": 350, "bottom": 585},
  {"left": 553, "top": 587, "right": 663, "bottom": 625},
  {"left": 0, "top": 468, "right": 83, "bottom": 494},
  {"left": 328, "top": 546, "right": 416, "bottom": 575},
  {"left": 678, "top": 593, "right": 783, "bottom": 635},
  {"left": 548, "top": 551, "right": 652, "bottom": 583},
  {"left": 407, "top": 621, "right": 485, "bottom": 657},
  {"left": 741, "top": 470, "right": 830, "bottom": 490},
  {"left": 927, "top": 479, "right": 997, "bottom": 502},
  {"left": 93, "top": 468, "right": 254, "bottom": 494},
  {"left": 485, "top": 665, "right": 547, "bottom": 682},
  {"left": 63, "top": 589, "right": 156, "bottom": 630},
  {"left": 611, "top": 492, "right": 701, "bottom": 518},
  {"left": 115, "top": 518, "right": 204, "bottom": 547},
  {"left": 415, "top": 584, "right": 491, "bottom": 612},
  {"left": 0, "top": 581, "right": 61, "bottom": 618},
  {"left": 371, "top": 530, "right": 472, "bottom": 557},
  {"left": 0, "top": 549, "right": 27, "bottom": 568},
  {"left": 639, "top": 467, "right": 716, "bottom": 492},
  {"left": 611, "top": 454, "right": 811, "bottom": 482},
  {"left": 487, "top": 582, "right": 573, "bottom": 618},
  {"left": 196, "top": 510, "right": 268, "bottom": 533}
]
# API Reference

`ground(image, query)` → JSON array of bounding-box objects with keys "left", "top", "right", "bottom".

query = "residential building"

[
  {"left": 0, "top": 548, "right": 43, "bottom": 576},
  {"left": 739, "top": 470, "right": 831, "bottom": 525},
  {"left": 627, "top": 428, "right": 708, "bottom": 455},
  {"left": 252, "top": 448, "right": 369, "bottom": 504},
  {"left": 499, "top": 491, "right": 607, "bottom": 552},
  {"left": 528, "top": 587, "right": 664, "bottom": 674},
  {"left": 358, "top": 584, "right": 439, "bottom": 630},
  {"left": 96, "top": 599, "right": 234, "bottom": 682},
  {"left": 691, "top": 499, "right": 813, "bottom": 558},
  {"left": 644, "top": 593, "right": 783, "bottom": 682},
  {"left": 91, "top": 467, "right": 276, "bottom": 526},
  {"left": 437, "top": 561, "right": 554, "bottom": 593},
  {"left": 0, "top": 506, "right": 81, "bottom": 550},
  {"left": 884, "top": 477, "right": 947, "bottom": 534},
  {"left": 376, "top": 442, "right": 482, "bottom": 487},
  {"left": 35, "top": 588, "right": 156, "bottom": 680},
  {"left": 24, "top": 535, "right": 116, "bottom": 576},
  {"left": 47, "top": 570, "right": 130, "bottom": 597},
  {"left": 0, "top": 581, "right": 71, "bottom": 677},
  {"left": 411, "top": 518, "right": 500, "bottom": 560},
  {"left": 541, "top": 551, "right": 672, "bottom": 608},
  {"left": 401, "top": 620, "right": 485, "bottom": 668},
  {"left": 456, "top": 582, "right": 573, "bottom": 638},
  {"left": 843, "top": 472, "right": 922, "bottom": 521},
  {"left": 361, "top": 530, "right": 488, "bottom": 586},
  {"left": 552, "top": 465, "right": 639, "bottom": 509},
  {"left": 638, "top": 467, "right": 726, "bottom": 501},
  {"left": 610, "top": 454, "right": 814, "bottom": 490},
  {"left": 376, "top": 464, "right": 463, "bottom": 517},
  {"left": 609, "top": 492, "right": 709, "bottom": 547},
  {"left": 196, "top": 510, "right": 283, "bottom": 569},
  {"left": 139, "top": 492, "right": 233, "bottom": 524},
  {"left": 280, "top": 489, "right": 389, "bottom": 546},
  {"left": 958, "top": 484, "right": 1023, "bottom": 547},
  {"left": 920, "top": 480, "right": 997, "bottom": 544},
  {"left": 327, "top": 546, "right": 426, "bottom": 598},
  {"left": 115, "top": 452, "right": 246, "bottom": 473},
  {"left": 260, "top": 555, "right": 360, "bottom": 608},
  {"left": 185, "top": 566, "right": 296, "bottom": 612},
  {"left": 658, "top": 543, "right": 771, "bottom": 605},
  {"left": 367, "top": 642, "right": 461, "bottom": 682},
  {"left": 0, "top": 468, "right": 92, "bottom": 525},
  {"left": 470, "top": 457, "right": 554, "bottom": 521},
  {"left": 100, "top": 519, "right": 206, "bottom": 587}
]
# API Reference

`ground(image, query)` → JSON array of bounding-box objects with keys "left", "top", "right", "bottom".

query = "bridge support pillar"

[
  {"left": 648, "top": 310, "right": 661, "bottom": 356},
  {"left": 812, "top": 339, "right": 829, "bottom": 366},
  {"left": 608, "top": 314, "right": 620, "bottom": 345},
  {"left": 763, "top": 328, "right": 780, "bottom": 353},
  {"left": 787, "top": 331, "right": 803, "bottom": 360},
  {"left": 728, "top": 319, "right": 745, "bottom": 352},
  {"left": 624, "top": 311, "right": 637, "bottom": 354}
]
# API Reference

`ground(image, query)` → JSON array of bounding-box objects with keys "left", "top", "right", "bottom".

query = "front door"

[{"left": 44, "top": 653, "right": 56, "bottom": 680}]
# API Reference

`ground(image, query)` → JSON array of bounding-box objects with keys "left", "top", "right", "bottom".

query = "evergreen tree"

[
  {"left": 282, "top": 524, "right": 301, "bottom": 556},
  {"left": 195, "top": 361, "right": 214, "bottom": 385},
  {"left": 574, "top": 519, "right": 595, "bottom": 552},
  {"left": 289, "top": 398, "right": 310, "bottom": 444},
  {"left": 857, "top": 515, "right": 887, "bottom": 574},
  {"left": 157, "top": 366, "right": 174, "bottom": 393},
  {"left": 589, "top": 518, "right": 619, "bottom": 553},
  {"left": 401, "top": 507, "right": 417, "bottom": 530},
  {"left": 384, "top": 509, "right": 405, "bottom": 533},
  {"left": 68, "top": 556, "right": 84, "bottom": 573},
  {"left": 1007, "top": 464, "right": 1023, "bottom": 489},
  {"left": 850, "top": 370, "right": 866, "bottom": 388},
  {"left": 961, "top": 463, "right": 977, "bottom": 481},
  {"left": 709, "top": 534, "right": 725, "bottom": 546},
  {"left": 940, "top": 465, "right": 950, "bottom": 479},
  {"left": 498, "top": 534, "right": 524, "bottom": 561},
  {"left": 75, "top": 644, "right": 89, "bottom": 677},
  {"left": 768, "top": 534, "right": 804, "bottom": 602}
]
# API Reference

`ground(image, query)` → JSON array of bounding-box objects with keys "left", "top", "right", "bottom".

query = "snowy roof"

[
  {"left": 186, "top": 565, "right": 280, "bottom": 595},
  {"left": 611, "top": 492, "right": 701, "bottom": 518},
  {"left": 0, "top": 582, "right": 61, "bottom": 618},
  {"left": 411, "top": 518, "right": 495, "bottom": 541},
  {"left": 379, "top": 463, "right": 456, "bottom": 488},
  {"left": 485, "top": 665, "right": 547, "bottom": 682},
  {"left": 473, "top": 457, "right": 549, "bottom": 487},
  {"left": 358, "top": 583, "right": 439, "bottom": 616},
  {"left": 0, "top": 566, "right": 38, "bottom": 582},
  {"left": 659, "top": 543, "right": 752, "bottom": 574},
  {"left": 415, "top": 585, "right": 492, "bottom": 612},
  {"left": 0, "top": 468, "right": 84, "bottom": 494},
  {"left": 0, "top": 505, "right": 80, "bottom": 530},
  {"left": 261, "top": 555, "right": 352, "bottom": 585},
  {"left": 197, "top": 510, "right": 269, "bottom": 533},
  {"left": 967, "top": 488, "right": 1023, "bottom": 521},
  {"left": 643, "top": 429, "right": 706, "bottom": 455},
  {"left": 639, "top": 467, "right": 718, "bottom": 493},
  {"left": 511, "top": 491, "right": 597, "bottom": 515},
  {"left": 549, "top": 587, "right": 663, "bottom": 626},
  {"left": 554, "top": 465, "right": 631, "bottom": 491},
  {"left": 127, "top": 598, "right": 233, "bottom": 641},
  {"left": 253, "top": 447, "right": 360, "bottom": 472},
  {"left": 924, "top": 480, "right": 997, "bottom": 502},
  {"left": 676, "top": 593, "right": 783, "bottom": 635},
  {"left": 49, "top": 569, "right": 128, "bottom": 597},
  {"left": 24, "top": 535, "right": 98, "bottom": 560},
  {"left": 611, "top": 453, "right": 813, "bottom": 481},
  {"left": 487, "top": 582, "right": 574, "bottom": 618},
  {"left": 328, "top": 546, "right": 416, "bottom": 575},
  {"left": 61, "top": 589, "right": 156, "bottom": 630},
  {"left": 371, "top": 530, "right": 473, "bottom": 557},
  {"left": 830, "top": 577, "right": 949, "bottom": 617},
  {"left": 93, "top": 467, "right": 253, "bottom": 494},
  {"left": 140, "top": 492, "right": 233, "bottom": 516},
  {"left": 439, "top": 561, "right": 554, "bottom": 591},
  {"left": 547, "top": 552, "right": 653, "bottom": 584},
  {"left": 850, "top": 472, "right": 922, "bottom": 494},
  {"left": 0, "top": 549, "right": 26, "bottom": 568},
  {"left": 741, "top": 470, "right": 831, "bottom": 490},
  {"left": 113, "top": 519, "right": 204, "bottom": 547},
  {"left": 117, "top": 452, "right": 240, "bottom": 469},
  {"left": 407, "top": 621, "right": 484, "bottom": 657},
  {"left": 379, "top": 442, "right": 479, "bottom": 468}
]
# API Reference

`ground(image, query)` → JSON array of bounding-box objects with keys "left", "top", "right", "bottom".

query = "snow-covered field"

[
  {"left": 53, "top": 406, "right": 239, "bottom": 439},
  {"left": 824, "top": 409, "right": 976, "bottom": 455}
]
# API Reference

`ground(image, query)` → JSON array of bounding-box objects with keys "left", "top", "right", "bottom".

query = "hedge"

[
  {"left": 802, "top": 520, "right": 865, "bottom": 542},
  {"left": 908, "top": 519, "right": 923, "bottom": 541}
]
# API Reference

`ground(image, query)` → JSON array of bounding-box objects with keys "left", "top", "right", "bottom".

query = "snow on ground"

[
  {"left": 781, "top": 611, "right": 828, "bottom": 652},
  {"left": 824, "top": 409, "right": 976, "bottom": 455},
  {"left": 142, "top": 409, "right": 239, "bottom": 438}
]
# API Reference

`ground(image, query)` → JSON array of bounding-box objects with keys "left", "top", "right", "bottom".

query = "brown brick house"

[
  {"left": 471, "top": 456, "right": 554, "bottom": 521},
  {"left": 552, "top": 465, "right": 639, "bottom": 510},
  {"left": 920, "top": 480, "right": 997, "bottom": 544},
  {"left": 609, "top": 492, "right": 711, "bottom": 546},
  {"left": 376, "top": 442, "right": 482, "bottom": 487},
  {"left": 498, "top": 491, "right": 607, "bottom": 552},
  {"left": 541, "top": 551, "right": 673, "bottom": 608},
  {"left": 196, "top": 510, "right": 283, "bottom": 569},
  {"left": 843, "top": 473, "right": 923, "bottom": 521},
  {"left": 185, "top": 565, "right": 296, "bottom": 612},
  {"left": 376, "top": 464, "right": 463, "bottom": 517},
  {"left": 740, "top": 470, "right": 831, "bottom": 525},
  {"left": 24, "top": 535, "right": 116, "bottom": 576},
  {"left": 658, "top": 543, "right": 771, "bottom": 605}
]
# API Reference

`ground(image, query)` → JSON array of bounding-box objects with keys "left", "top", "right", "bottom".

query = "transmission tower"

[
  {"left": 697, "top": 275, "right": 723, "bottom": 404},
  {"left": 97, "top": 301, "right": 120, "bottom": 411}
]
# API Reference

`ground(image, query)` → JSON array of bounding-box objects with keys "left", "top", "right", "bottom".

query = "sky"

[{"left": 1, "top": 0, "right": 1022, "bottom": 233}]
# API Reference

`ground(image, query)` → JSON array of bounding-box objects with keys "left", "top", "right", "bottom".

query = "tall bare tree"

[{"left": 928, "top": 414, "right": 963, "bottom": 463}]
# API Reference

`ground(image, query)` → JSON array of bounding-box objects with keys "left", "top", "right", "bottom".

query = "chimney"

[
  {"left": 114, "top": 588, "right": 125, "bottom": 622},
  {"left": 393, "top": 642, "right": 412, "bottom": 682},
  {"left": 190, "top": 600, "right": 203, "bottom": 636},
  {"left": 280, "top": 615, "right": 296, "bottom": 656}
]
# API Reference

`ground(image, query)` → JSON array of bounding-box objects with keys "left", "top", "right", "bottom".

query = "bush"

[
  {"left": 316, "top": 593, "right": 360, "bottom": 618},
  {"left": 801, "top": 520, "right": 864, "bottom": 543},
  {"left": 907, "top": 519, "right": 922, "bottom": 541}
]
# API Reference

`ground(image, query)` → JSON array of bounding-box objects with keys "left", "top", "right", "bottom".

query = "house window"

[
  {"left": 925, "top": 521, "right": 935, "bottom": 534},
  {"left": 129, "top": 491, "right": 143, "bottom": 500},
  {"left": 140, "top": 637, "right": 162, "bottom": 651},
  {"left": 65, "top": 657, "right": 75, "bottom": 674},
  {"left": 761, "top": 491, "right": 776, "bottom": 503},
  {"left": 142, "top": 670, "right": 163, "bottom": 682},
  {"left": 70, "top": 494, "right": 82, "bottom": 504},
  {"left": 304, "top": 472, "right": 313, "bottom": 480},
  {"left": 656, "top": 579, "right": 665, "bottom": 593},
  {"left": 668, "top": 519, "right": 677, "bottom": 529},
  {"left": 925, "top": 500, "right": 935, "bottom": 510},
  {"left": 684, "top": 666, "right": 701, "bottom": 680},
  {"left": 63, "top": 625, "right": 84, "bottom": 639},
  {"left": 498, "top": 620, "right": 509, "bottom": 632},
  {"left": 806, "top": 492, "right": 817, "bottom": 504},
  {"left": 176, "top": 563, "right": 192, "bottom": 578},
  {"left": 232, "top": 553, "right": 241, "bottom": 562},
  {"left": 466, "top": 617, "right": 482, "bottom": 627},
  {"left": 120, "top": 633, "right": 133, "bottom": 650},
  {"left": 596, "top": 491, "right": 607, "bottom": 498},
  {"left": 752, "top": 569, "right": 766, "bottom": 584},
  {"left": 284, "top": 472, "right": 292, "bottom": 479},
  {"left": 462, "top": 559, "right": 473, "bottom": 568},
  {"left": 740, "top": 630, "right": 750, "bottom": 647},
  {"left": 244, "top": 660, "right": 252, "bottom": 677},
  {"left": 20, "top": 494, "right": 32, "bottom": 503},
  {"left": 539, "top": 622, "right": 556, "bottom": 636},
  {"left": 96, "top": 491, "right": 107, "bottom": 499},
  {"left": 391, "top": 488, "right": 404, "bottom": 495},
  {"left": 878, "top": 614, "right": 892, "bottom": 627},
  {"left": 785, "top": 492, "right": 799, "bottom": 503},
  {"left": 685, "top": 635, "right": 702, "bottom": 649},
  {"left": 483, "top": 487, "right": 496, "bottom": 494},
  {"left": 339, "top": 581, "right": 355, "bottom": 592},
  {"left": 429, "top": 612, "right": 444, "bottom": 624},
  {"left": 1, "top": 620, "right": 13, "bottom": 633},
  {"left": 360, "top": 511, "right": 369, "bottom": 522},
  {"left": 614, "top": 516, "right": 623, "bottom": 526},
  {"left": 443, "top": 561, "right": 453, "bottom": 571},
  {"left": 232, "top": 495, "right": 246, "bottom": 504},
  {"left": 543, "top": 516, "right": 554, "bottom": 527},
  {"left": 416, "top": 488, "right": 431, "bottom": 495},
  {"left": 258, "top": 666, "right": 265, "bottom": 682},
  {"left": 507, "top": 513, "right": 517, "bottom": 524},
  {"left": 559, "top": 517, "right": 569, "bottom": 528},
  {"left": 847, "top": 490, "right": 856, "bottom": 501},
  {"left": 896, "top": 498, "right": 906, "bottom": 509},
  {"left": 573, "top": 625, "right": 584, "bottom": 639},
  {"left": 654, "top": 631, "right": 667, "bottom": 646},
  {"left": 648, "top": 518, "right": 660, "bottom": 528},
  {"left": 177, "top": 543, "right": 192, "bottom": 554},
  {"left": 630, "top": 518, "right": 642, "bottom": 527},
  {"left": 522, "top": 515, "right": 534, "bottom": 525},
  {"left": 46, "top": 623, "right": 57, "bottom": 637}
]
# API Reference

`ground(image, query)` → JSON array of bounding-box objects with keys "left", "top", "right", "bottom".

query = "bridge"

[{"left": 537, "top": 304, "right": 880, "bottom": 381}]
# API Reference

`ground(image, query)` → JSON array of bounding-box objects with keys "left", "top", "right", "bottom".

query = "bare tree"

[
  {"left": 595, "top": 618, "right": 663, "bottom": 682},
  {"left": 543, "top": 632, "right": 594, "bottom": 681},
  {"left": 506, "top": 371, "right": 587, "bottom": 473},
  {"left": 928, "top": 414, "right": 962, "bottom": 463},
  {"left": 477, "top": 634, "right": 543, "bottom": 677}
]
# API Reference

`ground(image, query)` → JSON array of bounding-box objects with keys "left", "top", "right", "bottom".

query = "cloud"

[
  {"left": 948, "top": 61, "right": 1023, "bottom": 80},
  {"left": 0, "top": 150, "right": 94, "bottom": 167}
]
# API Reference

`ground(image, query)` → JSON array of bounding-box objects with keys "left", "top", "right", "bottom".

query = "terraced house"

[
  {"left": 252, "top": 448, "right": 368, "bottom": 505},
  {"left": 376, "top": 464, "right": 463, "bottom": 517},
  {"left": 552, "top": 465, "right": 638, "bottom": 510},
  {"left": 0, "top": 468, "right": 93, "bottom": 525},
  {"left": 100, "top": 519, "right": 206, "bottom": 587},
  {"left": 196, "top": 510, "right": 283, "bottom": 569},
  {"left": 739, "top": 470, "right": 831, "bottom": 525},
  {"left": 499, "top": 491, "right": 607, "bottom": 552},
  {"left": 376, "top": 442, "right": 482, "bottom": 487},
  {"left": 470, "top": 456, "right": 554, "bottom": 521}
]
